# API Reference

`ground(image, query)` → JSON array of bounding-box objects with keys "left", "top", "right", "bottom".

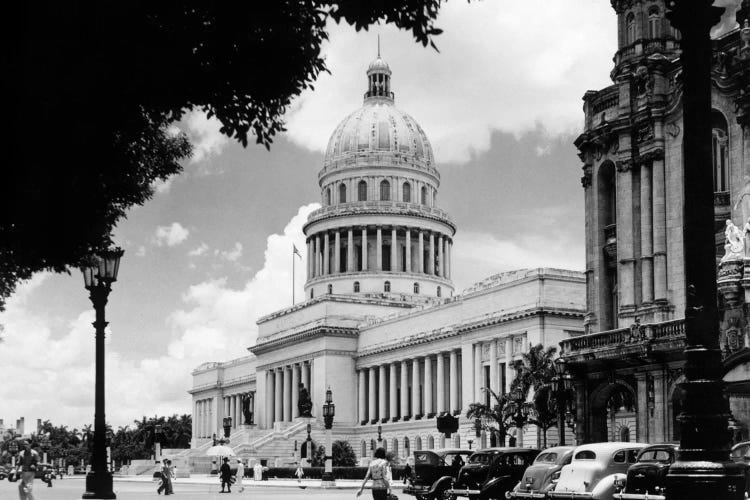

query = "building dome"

[{"left": 367, "top": 56, "right": 391, "bottom": 73}]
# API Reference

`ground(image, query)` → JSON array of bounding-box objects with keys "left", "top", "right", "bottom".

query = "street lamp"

[
  {"left": 41, "top": 436, "right": 51, "bottom": 464},
  {"left": 154, "top": 424, "right": 162, "bottom": 461},
  {"left": 467, "top": 439, "right": 473, "bottom": 450},
  {"left": 80, "top": 248, "right": 123, "bottom": 500},
  {"left": 321, "top": 387, "right": 335, "bottom": 486},
  {"left": 377, "top": 424, "right": 382, "bottom": 446},
  {"left": 507, "top": 387, "right": 534, "bottom": 447},
  {"left": 552, "top": 358, "right": 574, "bottom": 446}
]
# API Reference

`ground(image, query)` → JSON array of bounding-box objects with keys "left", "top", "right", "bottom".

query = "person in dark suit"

[{"left": 220, "top": 457, "right": 232, "bottom": 493}]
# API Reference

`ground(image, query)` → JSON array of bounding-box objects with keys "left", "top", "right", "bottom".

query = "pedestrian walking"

[
  {"left": 220, "top": 457, "right": 232, "bottom": 493},
  {"left": 356, "top": 447, "right": 391, "bottom": 500},
  {"left": 254, "top": 461, "right": 263, "bottom": 481},
  {"left": 16, "top": 440, "right": 40, "bottom": 500},
  {"left": 156, "top": 459, "right": 172, "bottom": 495},
  {"left": 402, "top": 462, "right": 412, "bottom": 484},
  {"left": 294, "top": 462, "right": 304, "bottom": 483},
  {"left": 236, "top": 459, "right": 245, "bottom": 493}
]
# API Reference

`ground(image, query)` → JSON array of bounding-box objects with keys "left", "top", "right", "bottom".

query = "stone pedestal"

[{"left": 718, "top": 258, "right": 744, "bottom": 306}]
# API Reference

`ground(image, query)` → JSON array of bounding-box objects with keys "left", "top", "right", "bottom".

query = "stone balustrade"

[{"left": 560, "top": 318, "right": 685, "bottom": 356}]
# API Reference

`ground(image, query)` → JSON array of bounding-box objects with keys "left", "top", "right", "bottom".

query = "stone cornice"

[
  {"left": 355, "top": 306, "right": 584, "bottom": 361},
  {"left": 256, "top": 294, "right": 415, "bottom": 325},
  {"left": 303, "top": 202, "right": 456, "bottom": 235},
  {"left": 249, "top": 325, "right": 359, "bottom": 355},
  {"left": 256, "top": 349, "right": 358, "bottom": 372}
]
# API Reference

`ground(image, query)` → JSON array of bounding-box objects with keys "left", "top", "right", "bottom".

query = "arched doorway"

[
  {"left": 301, "top": 440, "right": 316, "bottom": 460},
  {"left": 392, "top": 438, "right": 399, "bottom": 457},
  {"left": 360, "top": 440, "right": 367, "bottom": 458},
  {"left": 415, "top": 437, "right": 422, "bottom": 451},
  {"left": 590, "top": 380, "right": 637, "bottom": 443}
]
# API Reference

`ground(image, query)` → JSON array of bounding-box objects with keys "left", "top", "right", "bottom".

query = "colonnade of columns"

[
  {"left": 357, "top": 349, "right": 462, "bottom": 424},
  {"left": 321, "top": 176, "right": 436, "bottom": 208},
  {"left": 264, "top": 361, "right": 313, "bottom": 425},
  {"left": 357, "top": 338, "right": 518, "bottom": 426},
  {"left": 307, "top": 226, "right": 452, "bottom": 281},
  {"left": 615, "top": 158, "right": 667, "bottom": 310},
  {"left": 193, "top": 398, "right": 216, "bottom": 439},
  {"left": 194, "top": 392, "right": 256, "bottom": 440}
]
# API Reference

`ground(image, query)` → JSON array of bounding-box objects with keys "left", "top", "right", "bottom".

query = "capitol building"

[{"left": 187, "top": 53, "right": 585, "bottom": 469}]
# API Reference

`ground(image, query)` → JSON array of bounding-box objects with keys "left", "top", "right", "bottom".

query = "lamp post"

[
  {"left": 305, "top": 423, "right": 312, "bottom": 466},
  {"left": 222, "top": 416, "right": 232, "bottom": 440},
  {"left": 377, "top": 424, "right": 382, "bottom": 447},
  {"left": 663, "top": 2, "right": 746, "bottom": 499},
  {"left": 321, "top": 387, "right": 335, "bottom": 486},
  {"left": 81, "top": 248, "right": 123, "bottom": 500},
  {"left": 154, "top": 424, "right": 162, "bottom": 462},
  {"left": 507, "top": 387, "right": 534, "bottom": 447},
  {"left": 467, "top": 439, "right": 473, "bottom": 450},
  {"left": 552, "top": 358, "right": 573, "bottom": 446}
]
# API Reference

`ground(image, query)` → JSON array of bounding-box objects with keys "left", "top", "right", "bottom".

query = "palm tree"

[
  {"left": 511, "top": 343, "right": 558, "bottom": 446},
  {"left": 466, "top": 388, "right": 512, "bottom": 447},
  {"left": 527, "top": 385, "right": 558, "bottom": 447}
]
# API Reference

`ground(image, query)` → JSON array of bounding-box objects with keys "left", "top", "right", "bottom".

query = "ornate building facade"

[
  {"left": 565, "top": 0, "right": 750, "bottom": 445},
  {"left": 186, "top": 55, "right": 586, "bottom": 470}
]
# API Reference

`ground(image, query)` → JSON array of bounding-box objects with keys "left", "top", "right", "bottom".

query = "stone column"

[
  {"left": 412, "top": 358, "right": 422, "bottom": 418},
  {"left": 358, "top": 370, "right": 366, "bottom": 424},
  {"left": 314, "top": 235, "right": 321, "bottom": 277},
  {"left": 640, "top": 163, "right": 654, "bottom": 304},
  {"left": 400, "top": 360, "right": 409, "bottom": 419},
  {"left": 447, "top": 240, "right": 452, "bottom": 279},
  {"left": 192, "top": 400, "right": 198, "bottom": 439},
  {"left": 369, "top": 366, "right": 377, "bottom": 423},
  {"left": 389, "top": 363, "right": 398, "bottom": 421},
  {"left": 292, "top": 364, "right": 300, "bottom": 419},
  {"left": 224, "top": 397, "right": 231, "bottom": 428},
  {"left": 428, "top": 233, "right": 436, "bottom": 275},
  {"left": 283, "top": 366, "right": 292, "bottom": 421},
  {"left": 617, "top": 164, "right": 636, "bottom": 311},
  {"left": 307, "top": 240, "right": 312, "bottom": 279},
  {"left": 575, "top": 380, "right": 586, "bottom": 445},
  {"left": 274, "top": 368, "right": 283, "bottom": 424},
  {"left": 347, "top": 228, "right": 354, "bottom": 272},
  {"left": 302, "top": 361, "right": 310, "bottom": 392},
  {"left": 652, "top": 158, "right": 668, "bottom": 302},
  {"left": 449, "top": 350, "right": 459, "bottom": 413},
  {"left": 653, "top": 370, "right": 666, "bottom": 443},
  {"left": 323, "top": 233, "right": 330, "bottom": 275},
  {"left": 405, "top": 229, "right": 412, "bottom": 273},
  {"left": 334, "top": 231, "right": 341, "bottom": 274},
  {"left": 489, "top": 339, "right": 498, "bottom": 394},
  {"left": 266, "top": 371, "right": 275, "bottom": 427},
  {"left": 390, "top": 227, "right": 397, "bottom": 271},
  {"left": 636, "top": 373, "right": 649, "bottom": 443},
  {"left": 235, "top": 395, "right": 241, "bottom": 428},
  {"left": 379, "top": 364, "right": 388, "bottom": 423},
  {"left": 424, "top": 355, "right": 433, "bottom": 417},
  {"left": 505, "top": 338, "right": 513, "bottom": 393},
  {"left": 438, "top": 235, "right": 444, "bottom": 277},
  {"left": 474, "top": 343, "right": 483, "bottom": 401},
  {"left": 228, "top": 395, "right": 234, "bottom": 428},
  {"left": 361, "top": 227, "right": 368, "bottom": 271},
  {"left": 376, "top": 227, "right": 383, "bottom": 271},
  {"left": 436, "top": 352, "right": 445, "bottom": 415},
  {"left": 418, "top": 231, "right": 424, "bottom": 274}
]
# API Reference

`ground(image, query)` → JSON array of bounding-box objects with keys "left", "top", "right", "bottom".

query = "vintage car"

[
  {"left": 447, "top": 447, "right": 540, "bottom": 500},
  {"left": 731, "top": 441, "right": 750, "bottom": 464},
  {"left": 612, "top": 444, "right": 677, "bottom": 500},
  {"left": 547, "top": 442, "right": 648, "bottom": 500},
  {"left": 507, "top": 446, "right": 576, "bottom": 499},
  {"left": 403, "top": 448, "right": 474, "bottom": 500}
]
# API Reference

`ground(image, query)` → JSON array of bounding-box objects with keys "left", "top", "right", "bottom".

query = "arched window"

[
  {"left": 626, "top": 12, "right": 636, "bottom": 44},
  {"left": 437, "top": 286, "right": 441, "bottom": 297},
  {"left": 326, "top": 188, "right": 331, "bottom": 206},
  {"left": 327, "top": 284, "right": 333, "bottom": 294},
  {"left": 648, "top": 7, "right": 660, "bottom": 38},
  {"left": 353, "top": 281, "right": 360, "bottom": 293},
  {"left": 427, "top": 435, "right": 435, "bottom": 449},
  {"left": 392, "top": 438, "right": 399, "bottom": 456},
  {"left": 421, "top": 186, "right": 427, "bottom": 205},
  {"left": 360, "top": 440, "right": 367, "bottom": 458},
  {"left": 404, "top": 437, "right": 410, "bottom": 454},
  {"left": 358, "top": 180, "right": 368, "bottom": 201},
  {"left": 380, "top": 180, "right": 391, "bottom": 201},
  {"left": 415, "top": 436, "right": 422, "bottom": 451},
  {"left": 619, "top": 426, "right": 631, "bottom": 442},
  {"left": 384, "top": 281, "right": 391, "bottom": 292},
  {"left": 413, "top": 282, "right": 420, "bottom": 294},
  {"left": 403, "top": 182, "right": 411, "bottom": 202},
  {"left": 339, "top": 183, "right": 347, "bottom": 203},
  {"left": 712, "top": 110, "right": 729, "bottom": 193}
]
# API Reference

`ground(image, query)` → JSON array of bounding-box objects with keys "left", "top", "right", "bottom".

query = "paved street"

[{"left": 0, "top": 478, "right": 367, "bottom": 499}]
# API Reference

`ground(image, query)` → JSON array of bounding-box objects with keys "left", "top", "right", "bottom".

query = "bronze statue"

[
  {"left": 242, "top": 393, "right": 254, "bottom": 425},
  {"left": 298, "top": 383, "right": 313, "bottom": 417}
]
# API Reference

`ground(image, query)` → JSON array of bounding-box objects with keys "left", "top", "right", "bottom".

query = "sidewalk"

[{"left": 88, "top": 474, "right": 407, "bottom": 490}]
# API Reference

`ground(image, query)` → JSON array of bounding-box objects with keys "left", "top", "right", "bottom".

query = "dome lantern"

[{"left": 365, "top": 39, "right": 393, "bottom": 101}]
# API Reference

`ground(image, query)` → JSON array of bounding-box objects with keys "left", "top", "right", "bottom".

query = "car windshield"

[
  {"left": 575, "top": 450, "right": 596, "bottom": 460},
  {"left": 535, "top": 452, "right": 558, "bottom": 463},
  {"left": 638, "top": 449, "right": 672, "bottom": 462},
  {"left": 469, "top": 453, "right": 493, "bottom": 464},
  {"left": 444, "top": 454, "right": 467, "bottom": 466}
]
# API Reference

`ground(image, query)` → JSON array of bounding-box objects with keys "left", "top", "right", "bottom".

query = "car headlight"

[{"left": 614, "top": 478, "right": 626, "bottom": 491}]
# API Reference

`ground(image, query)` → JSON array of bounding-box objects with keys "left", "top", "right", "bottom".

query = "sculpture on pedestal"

[
  {"left": 722, "top": 219, "right": 745, "bottom": 262},
  {"left": 734, "top": 177, "right": 750, "bottom": 225},
  {"left": 298, "top": 383, "right": 313, "bottom": 417},
  {"left": 242, "top": 393, "right": 253, "bottom": 425}
]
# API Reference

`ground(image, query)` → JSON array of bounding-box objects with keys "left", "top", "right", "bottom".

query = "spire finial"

[{"left": 377, "top": 34, "right": 380, "bottom": 57}]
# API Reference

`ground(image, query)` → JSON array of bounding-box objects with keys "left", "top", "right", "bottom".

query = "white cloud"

[
  {"left": 0, "top": 205, "right": 319, "bottom": 428},
  {"left": 284, "top": 0, "right": 617, "bottom": 164},
  {"left": 451, "top": 229, "right": 584, "bottom": 292},
  {"left": 135, "top": 246, "right": 147, "bottom": 257},
  {"left": 152, "top": 177, "right": 174, "bottom": 194},
  {"left": 219, "top": 243, "right": 243, "bottom": 262},
  {"left": 154, "top": 223, "right": 190, "bottom": 247},
  {"left": 188, "top": 243, "right": 210, "bottom": 257},
  {"left": 184, "top": 110, "right": 229, "bottom": 164}
]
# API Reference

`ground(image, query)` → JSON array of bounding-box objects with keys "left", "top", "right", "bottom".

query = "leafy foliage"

[
  {"left": 1, "top": 1, "right": 447, "bottom": 311},
  {"left": 332, "top": 440, "right": 357, "bottom": 467},
  {"left": 466, "top": 388, "right": 511, "bottom": 447}
]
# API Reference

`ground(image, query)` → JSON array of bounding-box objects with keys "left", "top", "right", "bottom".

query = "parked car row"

[{"left": 403, "top": 441, "right": 750, "bottom": 500}]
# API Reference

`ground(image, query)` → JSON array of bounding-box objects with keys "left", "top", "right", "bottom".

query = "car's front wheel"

[{"left": 437, "top": 488, "right": 456, "bottom": 500}]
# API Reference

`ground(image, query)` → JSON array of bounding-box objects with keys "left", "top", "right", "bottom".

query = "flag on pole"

[{"left": 293, "top": 244, "right": 302, "bottom": 258}]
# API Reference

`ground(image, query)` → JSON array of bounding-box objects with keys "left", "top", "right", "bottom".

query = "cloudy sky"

[{"left": 0, "top": 1, "right": 740, "bottom": 432}]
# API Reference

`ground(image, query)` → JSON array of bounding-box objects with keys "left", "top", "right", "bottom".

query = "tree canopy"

[{"left": 2, "top": 1, "right": 445, "bottom": 311}]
